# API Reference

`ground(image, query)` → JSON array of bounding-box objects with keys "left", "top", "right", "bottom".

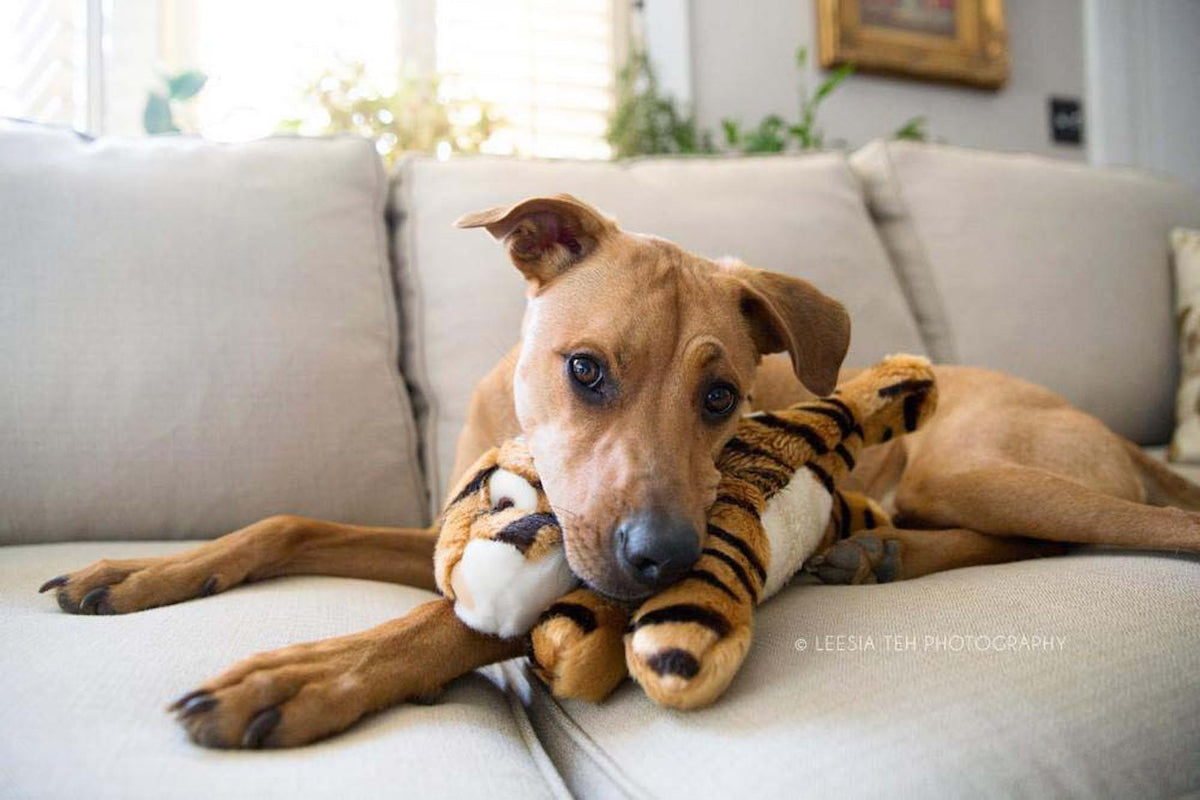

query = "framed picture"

[{"left": 818, "top": 0, "right": 1009, "bottom": 89}]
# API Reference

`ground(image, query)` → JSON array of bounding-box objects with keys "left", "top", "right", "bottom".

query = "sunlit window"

[
  {"left": 436, "top": 0, "right": 619, "bottom": 159},
  {"left": 167, "top": 0, "right": 402, "bottom": 142},
  {"left": 1, "top": 0, "right": 621, "bottom": 160},
  {"left": 0, "top": 0, "right": 91, "bottom": 130}
]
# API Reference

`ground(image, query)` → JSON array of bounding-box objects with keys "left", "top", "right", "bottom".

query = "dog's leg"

[
  {"left": 809, "top": 526, "right": 1070, "bottom": 585},
  {"left": 43, "top": 515, "right": 438, "bottom": 615},
  {"left": 899, "top": 464, "right": 1200, "bottom": 552},
  {"left": 171, "top": 598, "right": 522, "bottom": 748}
]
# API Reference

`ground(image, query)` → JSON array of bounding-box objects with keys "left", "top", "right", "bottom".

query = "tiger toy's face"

[{"left": 435, "top": 439, "right": 578, "bottom": 638}]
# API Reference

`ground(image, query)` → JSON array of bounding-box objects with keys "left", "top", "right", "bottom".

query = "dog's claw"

[
  {"left": 198, "top": 576, "right": 218, "bottom": 598},
  {"left": 241, "top": 707, "right": 281, "bottom": 749},
  {"left": 79, "top": 586, "right": 113, "bottom": 615},
  {"left": 168, "top": 689, "right": 208, "bottom": 712},
  {"left": 177, "top": 693, "right": 217, "bottom": 717},
  {"left": 38, "top": 575, "right": 68, "bottom": 594}
]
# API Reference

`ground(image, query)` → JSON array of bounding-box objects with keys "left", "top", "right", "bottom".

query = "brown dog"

[{"left": 41, "top": 195, "right": 1200, "bottom": 748}]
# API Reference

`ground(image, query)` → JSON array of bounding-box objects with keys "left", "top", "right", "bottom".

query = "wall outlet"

[{"left": 1050, "top": 97, "right": 1084, "bottom": 145}]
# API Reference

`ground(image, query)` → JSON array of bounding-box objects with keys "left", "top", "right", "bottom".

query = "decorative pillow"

[
  {"left": 0, "top": 125, "right": 429, "bottom": 542},
  {"left": 1170, "top": 228, "right": 1200, "bottom": 461}
]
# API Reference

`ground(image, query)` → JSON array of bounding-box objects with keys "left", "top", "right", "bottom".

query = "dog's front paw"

[
  {"left": 170, "top": 642, "right": 373, "bottom": 749},
  {"left": 625, "top": 598, "right": 753, "bottom": 710},
  {"left": 528, "top": 589, "right": 628, "bottom": 702},
  {"left": 806, "top": 534, "right": 902, "bottom": 585},
  {"left": 39, "top": 555, "right": 226, "bottom": 615}
]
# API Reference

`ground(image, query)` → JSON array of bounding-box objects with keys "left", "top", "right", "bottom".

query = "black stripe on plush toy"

[
  {"left": 837, "top": 492, "right": 852, "bottom": 539},
  {"left": 495, "top": 512, "right": 559, "bottom": 552},
  {"left": 449, "top": 463, "right": 500, "bottom": 507},
  {"left": 751, "top": 414, "right": 829, "bottom": 454},
  {"left": 702, "top": 547, "right": 758, "bottom": 600},
  {"left": 903, "top": 392, "right": 927, "bottom": 432},
  {"left": 646, "top": 648, "right": 701, "bottom": 679},
  {"left": 723, "top": 437, "right": 795, "bottom": 472},
  {"left": 632, "top": 604, "right": 731, "bottom": 637},
  {"left": 742, "top": 466, "right": 788, "bottom": 495},
  {"left": 834, "top": 443, "right": 855, "bottom": 470},
  {"left": 878, "top": 378, "right": 934, "bottom": 398},
  {"left": 537, "top": 601, "right": 598, "bottom": 634},
  {"left": 820, "top": 397, "right": 865, "bottom": 438},
  {"left": 715, "top": 492, "right": 760, "bottom": 520},
  {"left": 685, "top": 569, "right": 741, "bottom": 601},
  {"left": 706, "top": 523, "right": 767, "bottom": 584},
  {"left": 806, "top": 462, "right": 835, "bottom": 494}
]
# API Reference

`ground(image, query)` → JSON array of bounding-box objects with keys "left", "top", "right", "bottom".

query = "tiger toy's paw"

[
  {"left": 806, "top": 534, "right": 902, "bottom": 585},
  {"left": 624, "top": 593, "right": 754, "bottom": 710},
  {"left": 436, "top": 439, "right": 578, "bottom": 638},
  {"left": 527, "top": 589, "right": 629, "bottom": 703}
]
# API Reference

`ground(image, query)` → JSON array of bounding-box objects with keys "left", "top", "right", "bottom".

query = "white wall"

[
  {"left": 1086, "top": 0, "right": 1200, "bottom": 191},
  {"left": 684, "top": 0, "right": 1086, "bottom": 160}
]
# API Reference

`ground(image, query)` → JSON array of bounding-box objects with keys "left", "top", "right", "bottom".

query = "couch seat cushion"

[
  {"left": 0, "top": 542, "right": 563, "bottom": 799},
  {"left": 0, "top": 126, "right": 427, "bottom": 543},
  {"left": 392, "top": 154, "right": 928, "bottom": 514},
  {"left": 519, "top": 552, "right": 1200, "bottom": 798}
]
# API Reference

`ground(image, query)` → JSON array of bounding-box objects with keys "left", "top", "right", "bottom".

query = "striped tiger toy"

[{"left": 435, "top": 354, "right": 937, "bottom": 709}]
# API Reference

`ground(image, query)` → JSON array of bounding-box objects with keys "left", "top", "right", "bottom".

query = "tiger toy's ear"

[{"left": 435, "top": 439, "right": 578, "bottom": 638}]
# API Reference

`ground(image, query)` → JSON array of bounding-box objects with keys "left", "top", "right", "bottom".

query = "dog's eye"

[
  {"left": 568, "top": 354, "right": 604, "bottom": 391},
  {"left": 703, "top": 383, "right": 739, "bottom": 417}
]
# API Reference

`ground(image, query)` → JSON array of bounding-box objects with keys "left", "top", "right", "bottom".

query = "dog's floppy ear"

[
  {"left": 455, "top": 194, "right": 615, "bottom": 287},
  {"left": 727, "top": 265, "right": 851, "bottom": 396}
]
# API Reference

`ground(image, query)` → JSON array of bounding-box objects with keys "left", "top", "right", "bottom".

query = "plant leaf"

[
  {"left": 814, "top": 63, "right": 854, "bottom": 103},
  {"left": 795, "top": 46, "right": 808, "bottom": 68},
  {"left": 721, "top": 118, "right": 741, "bottom": 146},
  {"left": 893, "top": 115, "right": 928, "bottom": 141},
  {"left": 167, "top": 71, "right": 207, "bottom": 101},
  {"left": 143, "top": 93, "right": 178, "bottom": 134}
]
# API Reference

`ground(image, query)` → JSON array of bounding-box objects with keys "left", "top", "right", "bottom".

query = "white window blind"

[
  {"left": 436, "top": 0, "right": 620, "bottom": 159},
  {"left": 4, "top": 0, "right": 622, "bottom": 158},
  {"left": 0, "top": 0, "right": 93, "bottom": 130}
]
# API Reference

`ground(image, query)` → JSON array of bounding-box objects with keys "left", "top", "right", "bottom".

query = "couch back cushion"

[
  {"left": 392, "top": 154, "right": 927, "bottom": 515},
  {"left": 852, "top": 140, "right": 1200, "bottom": 444},
  {"left": 0, "top": 126, "right": 428, "bottom": 543}
]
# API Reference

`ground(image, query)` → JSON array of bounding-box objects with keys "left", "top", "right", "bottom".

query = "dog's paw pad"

[{"left": 807, "top": 535, "right": 902, "bottom": 585}]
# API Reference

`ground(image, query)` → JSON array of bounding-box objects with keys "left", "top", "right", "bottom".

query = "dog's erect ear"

[
  {"left": 727, "top": 265, "right": 851, "bottom": 396},
  {"left": 455, "top": 194, "right": 615, "bottom": 287}
]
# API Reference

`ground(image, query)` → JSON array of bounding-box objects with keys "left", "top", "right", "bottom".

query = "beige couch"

[{"left": 2, "top": 122, "right": 1198, "bottom": 799}]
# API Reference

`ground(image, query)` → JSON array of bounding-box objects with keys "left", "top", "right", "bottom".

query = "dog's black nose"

[{"left": 616, "top": 510, "right": 701, "bottom": 591}]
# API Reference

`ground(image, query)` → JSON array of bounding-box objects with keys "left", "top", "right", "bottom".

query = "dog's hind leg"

[
  {"left": 896, "top": 463, "right": 1200, "bottom": 552},
  {"left": 808, "top": 526, "right": 1070, "bottom": 584},
  {"left": 42, "top": 515, "right": 438, "bottom": 615},
  {"left": 1122, "top": 441, "right": 1200, "bottom": 511}
]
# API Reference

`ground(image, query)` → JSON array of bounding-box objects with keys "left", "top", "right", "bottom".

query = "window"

[
  {"left": 0, "top": 0, "right": 99, "bottom": 131},
  {"left": 436, "top": 0, "right": 623, "bottom": 159},
  {"left": 2, "top": 0, "right": 625, "bottom": 159}
]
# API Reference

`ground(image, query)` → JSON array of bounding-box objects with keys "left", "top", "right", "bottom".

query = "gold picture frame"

[{"left": 818, "top": 0, "right": 1009, "bottom": 89}]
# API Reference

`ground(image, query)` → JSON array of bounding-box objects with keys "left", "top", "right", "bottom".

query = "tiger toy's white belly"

[{"left": 759, "top": 468, "right": 833, "bottom": 599}]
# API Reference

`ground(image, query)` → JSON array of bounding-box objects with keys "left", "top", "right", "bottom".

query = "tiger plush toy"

[{"left": 435, "top": 354, "right": 937, "bottom": 709}]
